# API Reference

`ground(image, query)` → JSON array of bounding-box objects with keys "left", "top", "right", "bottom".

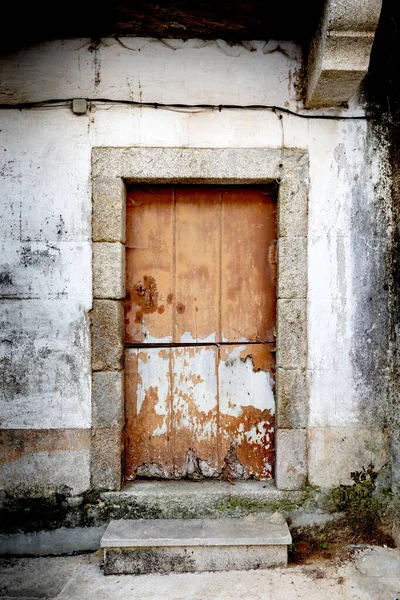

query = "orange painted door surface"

[{"left": 125, "top": 185, "right": 277, "bottom": 480}]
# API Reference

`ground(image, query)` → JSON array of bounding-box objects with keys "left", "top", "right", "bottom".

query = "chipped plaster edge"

[{"left": 91, "top": 147, "right": 309, "bottom": 491}]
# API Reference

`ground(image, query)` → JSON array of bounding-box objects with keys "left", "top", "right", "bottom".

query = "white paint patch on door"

[
  {"left": 219, "top": 346, "right": 275, "bottom": 417},
  {"left": 179, "top": 331, "right": 217, "bottom": 344},
  {"left": 172, "top": 346, "right": 218, "bottom": 440},
  {"left": 136, "top": 348, "right": 170, "bottom": 436}
]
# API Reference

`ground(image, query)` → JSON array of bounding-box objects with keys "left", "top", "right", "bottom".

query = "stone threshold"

[
  {"left": 99, "top": 480, "right": 306, "bottom": 519},
  {"left": 113, "top": 479, "right": 305, "bottom": 498}
]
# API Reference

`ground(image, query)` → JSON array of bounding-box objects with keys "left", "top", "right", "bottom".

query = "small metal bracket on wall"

[{"left": 72, "top": 98, "right": 87, "bottom": 115}]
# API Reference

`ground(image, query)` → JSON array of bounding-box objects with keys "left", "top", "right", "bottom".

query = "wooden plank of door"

[
  {"left": 174, "top": 186, "right": 221, "bottom": 343},
  {"left": 125, "top": 186, "right": 174, "bottom": 344},
  {"left": 218, "top": 344, "right": 275, "bottom": 480},
  {"left": 221, "top": 187, "right": 277, "bottom": 343},
  {"left": 125, "top": 348, "right": 174, "bottom": 479},
  {"left": 171, "top": 345, "right": 219, "bottom": 478}
]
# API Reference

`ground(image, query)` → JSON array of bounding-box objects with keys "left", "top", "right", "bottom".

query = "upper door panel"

[{"left": 125, "top": 185, "right": 276, "bottom": 345}]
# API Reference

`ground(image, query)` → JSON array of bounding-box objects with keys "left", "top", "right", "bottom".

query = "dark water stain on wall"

[
  {"left": 0, "top": 305, "right": 90, "bottom": 406},
  {"left": 364, "top": 0, "right": 400, "bottom": 493},
  {"left": 0, "top": 356, "right": 29, "bottom": 400},
  {"left": 348, "top": 129, "right": 391, "bottom": 429},
  {"left": 20, "top": 244, "right": 60, "bottom": 268},
  {"left": 0, "top": 270, "right": 12, "bottom": 285}
]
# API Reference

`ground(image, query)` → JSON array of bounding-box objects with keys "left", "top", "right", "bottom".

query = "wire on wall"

[{"left": 0, "top": 98, "right": 369, "bottom": 120}]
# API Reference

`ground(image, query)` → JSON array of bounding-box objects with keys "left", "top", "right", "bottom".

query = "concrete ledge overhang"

[{"left": 305, "top": 0, "right": 382, "bottom": 107}]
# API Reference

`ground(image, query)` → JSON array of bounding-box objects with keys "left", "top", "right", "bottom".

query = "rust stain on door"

[
  {"left": 125, "top": 187, "right": 174, "bottom": 344},
  {"left": 124, "top": 185, "right": 277, "bottom": 480}
]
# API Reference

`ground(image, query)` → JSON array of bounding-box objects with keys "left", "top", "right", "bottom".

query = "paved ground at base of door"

[{"left": 0, "top": 546, "right": 399, "bottom": 600}]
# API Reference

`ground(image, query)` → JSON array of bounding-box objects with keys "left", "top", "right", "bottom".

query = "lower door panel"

[{"left": 125, "top": 345, "right": 275, "bottom": 480}]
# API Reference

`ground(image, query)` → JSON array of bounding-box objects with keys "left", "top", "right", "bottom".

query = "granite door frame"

[{"left": 90, "top": 147, "right": 309, "bottom": 491}]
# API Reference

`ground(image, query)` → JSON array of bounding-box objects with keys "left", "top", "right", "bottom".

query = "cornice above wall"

[
  {"left": 305, "top": 0, "right": 383, "bottom": 107},
  {"left": 0, "top": 0, "right": 324, "bottom": 51}
]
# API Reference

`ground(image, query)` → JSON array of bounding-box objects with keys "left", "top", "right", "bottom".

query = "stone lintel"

[{"left": 91, "top": 147, "right": 307, "bottom": 182}]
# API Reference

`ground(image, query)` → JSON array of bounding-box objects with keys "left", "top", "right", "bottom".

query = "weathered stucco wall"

[
  {"left": 365, "top": 0, "right": 400, "bottom": 513},
  {"left": 0, "top": 38, "right": 391, "bottom": 498}
]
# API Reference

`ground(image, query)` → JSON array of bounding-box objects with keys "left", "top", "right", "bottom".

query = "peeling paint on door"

[
  {"left": 124, "top": 185, "right": 276, "bottom": 480},
  {"left": 172, "top": 346, "right": 219, "bottom": 477},
  {"left": 125, "top": 348, "right": 173, "bottom": 479},
  {"left": 125, "top": 344, "right": 275, "bottom": 480},
  {"left": 219, "top": 345, "right": 275, "bottom": 479}
]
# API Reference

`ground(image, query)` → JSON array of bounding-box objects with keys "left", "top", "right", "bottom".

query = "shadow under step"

[{"left": 101, "top": 517, "right": 292, "bottom": 575}]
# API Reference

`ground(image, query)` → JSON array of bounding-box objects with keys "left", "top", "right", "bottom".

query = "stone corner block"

[
  {"left": 308, "top": 426, "right": 389, "bottom": 488},
  {"left": 92, "top": 177, "right": 126, "bottom": 243},
  {"left": 277, "top": 237, "right": 307, "bottom": 299},
  {"left": 276, "top": 368, "right": 308, "bottom": 429},
  {"left": 277, "top": 299, "right": 307, "bottom": 369},
  {"left": 91, "top": 300, "right": 124, "bottom": 371},
  {"left": 91, "top": 426, "right": 123, "bottom": 491},
  {"left": 92, "top": 371, "right": 124, "bottom": 428},
  {"left": 93, "top": 243, "right": 125, "bottom": 299},
  {"left": 275, "top": 429, "right": 307, "bottom": 490}
]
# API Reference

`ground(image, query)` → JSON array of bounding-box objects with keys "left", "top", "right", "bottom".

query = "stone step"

[
  {"left": 98, "top": 480, "right": 306, "bottom": 521},
  {"left": 101, "top": 517, "right": 292, "bottom": 575}
]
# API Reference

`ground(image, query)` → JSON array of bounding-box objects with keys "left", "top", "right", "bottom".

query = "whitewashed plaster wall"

[{"left": 0, "top": 38, "right": 390, "bottom": 494}]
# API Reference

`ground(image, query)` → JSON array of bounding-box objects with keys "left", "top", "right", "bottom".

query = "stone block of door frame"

[
  {"left": 91, "top": 300, "right": 124, "bottom": 372},
  {"left": 306, "top": 0, "right": 383, "bottom": 107},
  {"left": 93, "top": 242, "right": 126, "bottom": 300},
  {"left": 91, "top": 147, "right": 309, "bottom": 491}
]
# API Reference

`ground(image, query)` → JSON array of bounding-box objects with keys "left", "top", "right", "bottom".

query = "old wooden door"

[{"left": 124, "top": 185, "right": 277, "bottom": 480}]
